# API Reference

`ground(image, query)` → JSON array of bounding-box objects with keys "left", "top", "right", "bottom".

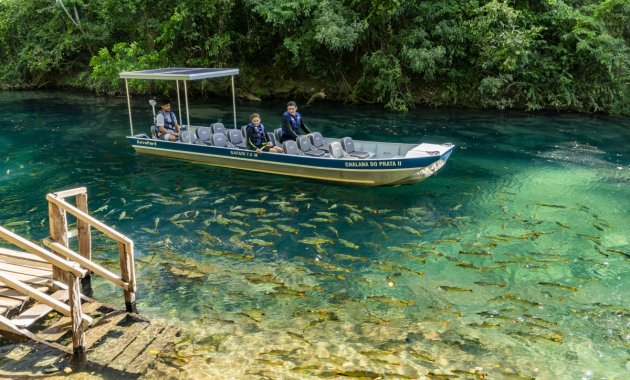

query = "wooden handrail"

[
  {"left": 53, "top": 187, "right": 87, "bottom": 199},
  {"left": 0, "top": 272, "right": 92, "bottom": 325},
  {"left": 0, "top": 226, "right": 86, "bottom": 277},
  {"left": 46, "top": 194, "right": 134, "bottom": 247},
  {"left": 43, "top": 239, "right": 130, "bottom": 290}
]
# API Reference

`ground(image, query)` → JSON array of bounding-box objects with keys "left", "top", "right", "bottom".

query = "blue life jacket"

[
  {"left": 248, "top": 122, "right": 267, "bottom": 147},
  {"left": 159, "top": 111, "right": 177, "bottom": 133},
  {"left": 283, "top": 111, "right": 302, "bottom": 135}
]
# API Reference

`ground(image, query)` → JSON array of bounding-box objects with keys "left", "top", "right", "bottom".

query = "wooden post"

[
  {"left": 48, "top": 202, "right": 69, "bottom": 284},
  {"left": 76, "top": 192, "right": 93, "bottom": 295},
  {"left": 68, "top": 274, "right": 86, "bottom": 369},
  {"left": 118, "top": 242, "right": 137, "bottom": 313}
]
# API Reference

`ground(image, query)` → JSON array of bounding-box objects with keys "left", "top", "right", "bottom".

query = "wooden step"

[
  {"left": 90, "top": 320, "right": 151, "bottom": 366},
  {"left": 125, "top": 325, "right": 180, "bottom": 374},
  {"left": 0, "top": 247, "right": 52, "bottom": 270},
  {"left": 77, "top": 310, "right": 128, "bottom": 350},
  {"left": 12, "top": 290, "right": 69, "bottom": 328},
  {"left": 106, "top": 322, "right": 166, "bottom": 371},
  {"left": 36, "top": 301, "right": 103, "bottom": 342}
]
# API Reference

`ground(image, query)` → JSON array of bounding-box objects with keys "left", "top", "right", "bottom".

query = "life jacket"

[
  {"left": 159, "top": 111, "right": 177, "bottom": 133},
  {"left": 247, "top": 122, "right": 267, "bottom": 147},
  {"left": 283, "top": 111, "right": 302, "bottom": 135}
]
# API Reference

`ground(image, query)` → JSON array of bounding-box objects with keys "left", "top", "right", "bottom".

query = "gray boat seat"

[
  {"left": 196, "top": 127, "right": 213, "bottom": 145},
  {"left": 329, "top": 141, "right": 350, "bottom": 159},
  {"left": 179, "top": 130, "right": 194, "bottom": 144},
  {"left": 341, "top": 137, "right": 370, "bottom": 159},
  {"left": 309, "top": 132, "right": 329, "bottom": 152},
  {"left": 274, "top": 128, "right": 283, "bottom": 143},
  {"left": 228, "top": 129, "right": 247, "bottom": 149},
  {"left": 212, "top": 133, "right": 234, "bottom": 148},
  {"left": 297, "top": 136, "right": 326, "bottom": 157},
  {"left": 241, "top": 125, "right": 248, "bottom": 137},
  {"left": 282, "top": 140, "right": 305, "bottom": 156},
  {"left": 211, "top": 123, "right": 226, "bottom": 135}
]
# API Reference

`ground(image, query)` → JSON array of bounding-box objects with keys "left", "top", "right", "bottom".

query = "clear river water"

[{"left": 1, "top": 91, "right": 629, "bottom": 379}]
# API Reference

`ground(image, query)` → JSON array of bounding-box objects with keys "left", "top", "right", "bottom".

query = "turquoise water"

[{"left": 1, "top": 91, "right": 629, "bottom": 378}]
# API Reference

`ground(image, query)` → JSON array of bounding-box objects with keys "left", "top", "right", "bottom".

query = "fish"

[
  {"left": 401, "top": 226, "right": 422, "bottom": 236},
  {"left": 387, "top": 246, "right": 413, "bottom": 254},
  {"left": 213, "top": 198, "right": 226, "bottom": 205},
  {"left": 120, "top": 197, "right": 127, "bottom": 205},
  {"left": 338, "top": 239, "right": 359, "bottom": 249},
  {"left": 118, "top": 211, "right": 128, "bottom": 220},
  {"left": 459, "top": 250, "right": 492, "bottom": 256},
  {"left": 247, "top": 238, "right": 274, "bottom": 247},
  {"left": 298, "top": 223, "right": 316, "bottom": 229},
  {"left": 538, "top": 203, "right": 567, "bottom": 209},
  {"left": 134, "top": 204, "right": 152, "bottom": 212},
  {"left": 438, "top": 285, "right": 472, "bottom": 292},
  {"left": 196, "top": 230, "right": 222, "bottom": 244},
  {"left": 154, "top": 217, "right": 160, "bottom": 230},
  {"left": 333, "top": 253, "right": 369, "bottom": 262},
  {"left": 327, "top": 226, "right": 339, "bottom": 237},
  {"left": 473, "top": 281, "right": 505, "bottom": 288},
  {"left": 309, "top": 217, "right": 332, "bottom": 223},
  {"left": 316, "top": 211, "right": 336, "bottom": 218},
  {"left": 229, "top": 235, "right": 254, "bottom": 251},
  {"left": 299, "top": 237, "right": 334, "bottom": 245},
  {"left": 277, "top": 224, "right": 298, "bottom": 234},
  {"left": 383, "top": 222, "right": 400, "bottom": 230},
  {"left": 408, "top": 349, "right": 435, "bottom": 363},
  {"left": 344, "top": 216, "right": 354, "bottom": 224},
  {"left": 4, "top": 220, "right": 30, "bottom": 227},
  {"left": 368, "top": 296, "right": 414, "bottom": 307},
  {"left": 555, "top": 221, "right": 571, "bottom": 229},
  {"left": 93, "top": 204, "right": 108, "bottom": 213},
  {"left": 607, "top": 249, "right": 630, "bottom": 259},
  {"left": 228, "top": 226, "right": 247, "bottom": 235},
  {"left": 242, "top": 208, "right": 266, "bottom": 215},
  {"left": 537, "top": 282, "right": 577, "bottom": 291},
  {"left": 385, "top": 216, "right": 409, "bottom": 221},
  {"left": 349, "top": 213, "right": 364, "bottom": 222},
  {"left": 141, "top": 227, "right": 158, "bottom": 235}
]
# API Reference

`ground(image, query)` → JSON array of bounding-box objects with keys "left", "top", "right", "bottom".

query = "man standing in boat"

[
  {"left": 156, "top": 98, "right": 181, "bottom": 141},
  {"left": 280, "top": 101, "right": 311, "bottom": 142}
]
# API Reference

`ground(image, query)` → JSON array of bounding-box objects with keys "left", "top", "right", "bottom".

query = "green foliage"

[{"left": 0, "top": 0, "right": 628, "bottom": 114}]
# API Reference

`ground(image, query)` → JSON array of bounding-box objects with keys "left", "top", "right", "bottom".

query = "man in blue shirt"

[
  {"left": 280, "top": 101, "right": 311, "bottom": 143},
  {"left": 156, "top": 98, "right": 181, "bottom": 141}
]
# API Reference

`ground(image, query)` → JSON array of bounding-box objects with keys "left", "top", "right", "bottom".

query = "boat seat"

[
  {"left": 282, "top": 140, "right": 305, "bottom": 156},
  {"left": 309, "top": 132, "right": 330, "bottom": 152},
  {"left": 179, "top": 130, "right": 194, "bottom": 144},
  {"left": 150, "top": 124, "right": 159, "bottom": 139},
  {"left": 241, "top": 125, "right": 248, "bottom": 138},
  {"left": 196, "top": 127, "right": 213, "bottom": 145},
  {"left": 329, "top": 141, "right": 351, "bottom": 159},
  {"left": 211, "top": 123, "right": 226, "bottom": 135},
  {"left": 211, "top": 133, "right": 234, "bottom": 148},
  {"left": 274, "top": 128, "right": 283, "bottom": 143},
  {"left": 297, "top": 136, "right": 326, "bottom": 157},
  {"left": 340, "top": 137, "right": 370, "bottom": 159},
  {"left": 227, "top": 129, "right": 247, "bottom": 149}
]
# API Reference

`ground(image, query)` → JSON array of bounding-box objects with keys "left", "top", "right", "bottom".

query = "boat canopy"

[
  {"left": 119, "top": 67, "right": 239, "bottom": 81},
  {"left": 120, "top": 67, "right": 239, "bottom": 136}
]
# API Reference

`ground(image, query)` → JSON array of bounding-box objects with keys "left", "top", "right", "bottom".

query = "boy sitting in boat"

[
  {"left": 246, "top": 113, "right": 283, "bottom": 153},
  {"left": 156, "top": 98, "right": 181, "bottom": 141},
  {"left": 280, "top": 101, "right": 311, "bottom": 142}
]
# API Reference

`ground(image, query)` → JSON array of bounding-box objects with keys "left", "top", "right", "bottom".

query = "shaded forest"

[{"left": 0, "top": 0, "right": 628, "bottom": 114}]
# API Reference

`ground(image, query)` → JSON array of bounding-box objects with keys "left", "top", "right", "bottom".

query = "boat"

[{"left": 119, "top": 68, "right": 454, "bottom": 186}]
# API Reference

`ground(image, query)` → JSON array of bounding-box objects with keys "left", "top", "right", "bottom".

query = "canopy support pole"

[
  {"left": 125, "top": 79, "right": 133, "bottom": 136},
  {"left": 176, "top": 80, "right": 183, "bottom": 126},
  {"left": 184, "top": 80, "right": 191, "bottom": 131},
  {"left": 231, "top": 75, "right": 237, "bottom": 129}
]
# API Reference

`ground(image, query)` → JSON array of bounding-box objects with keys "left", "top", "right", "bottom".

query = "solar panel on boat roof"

[{"left": 119, "top": 67, "right": 239, "bottom": 80}]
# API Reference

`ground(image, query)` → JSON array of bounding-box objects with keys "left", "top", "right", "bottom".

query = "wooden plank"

[
  {"left": 12, "top": 290, "right": 69, "bottom": 328},
  {"left": 106, "top": 323, "right": 165, "bottom": 371},
  {"left": 0, "top": 247, "right": 52, "bottom": 269},
  {"left": 46, "top": 194, "right": 133, "bottom": 246},
  {"left": 0, "top": 316, "right": 72, "bottom": 355},
  {"left": 52, "top": 187, "right": 87, "bottom": 199},
  {"left": 77, "top": 310, "right": 128, "bottom": 350},
  {"left": 48, "top": 202, "right": 69, "bottom": 283},
  {"left": 0, "top": 261, "right": 53, "bottom": 278},
  {"left": 125, "top": 325, "right": 180, "bottom": 374},
  {"left": 68, "top": 275, "right": 86, "bottom": 367},
  {"left": 43, "top": 239, "right": 129, "bottom": 290},
  {"left": 0, "top": 226, "right": 85, "bottom": 277},
  {"left": 89, "top": 321, "right": 151, "bottom": 366},
  {"left": 37, "top": 301, "right": 102, "bottom": 342},
  {"left": 0, "top": 272, "right": 92, "bottom": 326},
  {"left": 76, "top": 193, "right": 92, "bottom": 262},
  {"left": 118, "top": 242, "right": 136, "bottom": 313}
]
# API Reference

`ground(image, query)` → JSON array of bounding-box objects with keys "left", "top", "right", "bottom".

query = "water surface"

[{"left": 1, "top": 91, "right": 629, "bottom": 379}]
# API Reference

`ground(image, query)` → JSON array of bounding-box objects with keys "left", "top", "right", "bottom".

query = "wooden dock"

[{"left": 0, "top": 188, "right": 181, "bottom": 377}]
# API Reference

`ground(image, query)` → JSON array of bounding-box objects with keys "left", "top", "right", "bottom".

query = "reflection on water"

[{"left": 1, "top": 91, "right": 629, "bottom": 378}]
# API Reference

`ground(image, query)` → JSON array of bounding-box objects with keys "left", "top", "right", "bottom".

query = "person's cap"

[{"left": 160, "top": 98, "right": 171, "bottom": 106}]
